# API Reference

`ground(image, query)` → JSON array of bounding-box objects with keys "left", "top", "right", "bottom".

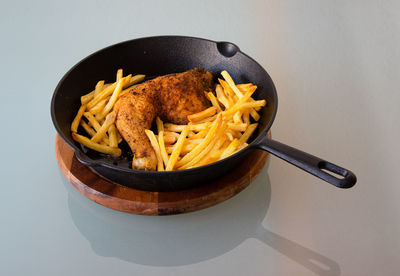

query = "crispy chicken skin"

[{"left": 114, "top": 68, "right": 213, "bottom": 170}]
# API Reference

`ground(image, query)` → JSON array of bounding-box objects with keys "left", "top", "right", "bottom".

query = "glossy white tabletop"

[{"left": 1, "top": 1, "right": 399, "bottom": 275}]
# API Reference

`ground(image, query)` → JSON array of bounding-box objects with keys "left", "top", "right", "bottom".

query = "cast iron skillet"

[{"left": 51, "top": 36, "right": 357, "bottom": 191}]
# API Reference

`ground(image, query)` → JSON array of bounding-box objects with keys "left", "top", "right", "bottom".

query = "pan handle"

[{"left": 252, "top": 136, "right": 357, "bottom": 188}]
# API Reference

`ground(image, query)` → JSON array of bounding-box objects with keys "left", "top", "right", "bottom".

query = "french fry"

[
  {"left": 234, "top": 143, "right": 248, "bottom": 154},
  {"left": 239, "top": 123, "right": 258, "bottom": 144},
  {"left": 184, "top": 138, "right": 203, "bottom": 144},
  {"left": 225, "top": 132, "right": 233, "bottom": 141},
  {"left": 207, "top": 92, "right": 222, "bottom": 112},
  {"left": 187, "top": 106, "right": 217, "bottom": 122},
  {"left": 228, "top": 123, "right": 248, "bottom": 132},
  {"left": 166, "top": 126, "right": 189, "bottom": 170},
  {"left": 243, "top": 110, "right": 250, "bottom": 125},
  {"left": 195, "top": 136, "right": 226, "bottom": 167},
  {"left": 89, "top": 98, "right": 107, "bottom": 114},
  {"left": 221, "top": 70, "right": 244, "bottom": 99},
  {"left": 224, "top": 80, "right": 260, "bottom": 117},
  {"left": 164, "top": 131, "right": 180, "bottom": 139},
  {"left": 71, "top": 104, "right": 87, "bottom": 132},
  {"left": 210, "top": 149, "right": 224, "bottom": 160},
  {"left": 178, "top": 121, "right": 227, "bottom": 170},
  {"left": 145, "top": 129, "right": 164, "bottom": 171},
  {"left": 189, "top": 114, "right": 218, "bottom": 125},
  {"left": 156, "top": 117, "right": 164, "bottom": 133},
  {"left": 233, "top": 111, "right": 242, "bottom": 124},
  {"left": 164, "top": 122, "right": 211, "bottom": 132},
  {"left": 221, "top": 100, "right": 266, "bottom": 118},
  {"left": 249, "top": 108, "right": 261, "bottom": 121},
  {"left": 86, "top": 81, "right": 117, "bottom": 109},
  {"left": 91, "top": 112, "right": 116, "bottom": 143},
  {"left": 219, "top": 138, "right": 240, "bottom": 160},
  {"left": 118, "top": 75, "right": 146, "bottom": 98},
  {"left": 218, "top": 78, "right": 236, "bottom": 99},
  {"left": 81, "top": 83, "right": 111, "bottom": 105},
  {"left": 97, "top": 76, "right": 130, "bottom": 121},
  {"left": 81, "top": 91, "right": 94, "bottom": 105},
  {"left": 178, "top": 137, "right": 218, "bottom": 170},
  {"left": 164, "top": 135, "right": 177, "bottom": 144},
  {"left": 236, "top": 83, "right": 253, "bottom": 91},
  {"left": 80, "top": 119, "right": 110, "bottom": 144},
  {"left": 72, "top": 133, "right": 121, "bottom": 156},
  {"left": 87, "top": 74, "right": 131, "bottom": 109},
  {"left": 236, "top": 83, "right": 261, "bottom": 111},
  {"left": 166, "top": 143, "right": 197, "bottom": 155},
  {"left": 93, "top": 80, "right": 105, "bottom": 98},
  {"left": 116, "top": 130, "right": 123, "bottom": 144},
  {"left": 116, "top": 69, "right": 123, "bottom": 81},
  {"left": 231, "top": 129, "right": 242, "bottom": 138},
  {"left": 215, "top": 84, "right": 232, "bottom": 108},
  {"left": 175, "top": 114, "right": 222, "bottom": 168},
  {"left": 124, "top": 74, "right": 145, "bottom": 89},
  {"left": 187, "top": 129, "right": 208, "bottom": 140},
  {"left": 108, "top": 124, "right": 118, "bottom": 148},
  {"left": 158, "top": 131, "right": 169, "bottom": 168},
  {"left": 80, "top": 120, "right": 96, "bottom": 137},
  {"left": 83, "top": 112, "right": 101, "bottom": 130},
  {"left": 227, "top": 83, "right": 260, "bottom": 118},
  {"left": 234, "top": 85, "right": 257, "bottom": 107},
  {"left": 191, "top": 114, "right": 217, "bottom": 124}
]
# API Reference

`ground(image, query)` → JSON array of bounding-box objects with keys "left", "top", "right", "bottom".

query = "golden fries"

[
  {"left": 71, "top": 69, "right": 265, "bottom": 171},
  {"left": 221, "top": 100, "right": 266, "bottom": 117},
  {"left": 215, "top": 84, "right": 232, "bottom": 108},
  {"left": 89, "top": 98, "right": 107, "bottom": 114},
  {"left": 116, "top": 69, "right": 123, "bottom": 81},
  {"left": 175, "top": 114, "right": 222, "bottom": 168},
  {"left": 166, "top": 143, "right": 196, "bottom": 155},
  {"left": 108, "top": 124, "right": 118, "bottom": 148},
  {"left": 228, "top": 122, "right": 248, "bottom": 132},
  {"left": 158, "top": 131, "right": 169, "bottom": 167},
  {"left": 240, "top": 123, "right": 258, "bottom": 144},
  {"left": 164, "top": 122, "right": 211, "bottom": 132},
  {"left": 156, "top": 117, "right": 164, "bottom": 133},
  {"left": 97, "top": 76, "right": 130, "bottom": 121},
  {"left": 166, "top": 126, "right": 189, "bottom": 170},
  {"left": 219, "top": 139, "right": 240, "bottom": 160},
  {"left": 207, "top": 92, "right": 222, "bottom": 113},
  {"left": 93, "top": 80, "right": 105, "bottom": 98},
  {"left": 70, "top": 69, "right": 146, "bottom": 159},
  {"left": 187, "top": 106, "right": 217, "bottom": 122},
  {"left": 163, "top": 135, "right": 177, "bottom": 144},
  {"left": 80, "top": 120, "right": 96, "bottom": 137},
  {"left": 145, "top": 129, "right": 164, "bottom": 171},
  {"left": 71, "top": 104, "right": 86, "bottom": 132},
  {"left": 72, "top": 133, "right": 121, "bottom": 156},
  {"left": 221, "top": 70, "right": 244, "bottom": 98},
  {"left": 91, "top": 111, "right": 116, "bottom": 143}
]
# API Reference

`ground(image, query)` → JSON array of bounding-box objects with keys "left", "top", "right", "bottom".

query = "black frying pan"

[{"left": 51, "top": 36, "right": 356, "bottom": 191}]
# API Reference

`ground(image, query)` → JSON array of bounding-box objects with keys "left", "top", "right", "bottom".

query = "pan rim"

[{"left": 51, "top": 35, "right": 278, "bottom": 175}]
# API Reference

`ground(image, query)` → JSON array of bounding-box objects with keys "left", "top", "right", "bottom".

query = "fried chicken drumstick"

[{"left": 114, "top": 68, "right": 214, "bottom": 170}]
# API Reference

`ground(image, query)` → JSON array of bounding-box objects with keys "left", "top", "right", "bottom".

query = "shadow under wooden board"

[{"left": 55, "top": 132, "right": 270, "bottom": 216}]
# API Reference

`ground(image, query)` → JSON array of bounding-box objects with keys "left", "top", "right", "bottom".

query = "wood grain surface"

[{"left": 55, "top": 134, "right": 270, "bottom": 215}]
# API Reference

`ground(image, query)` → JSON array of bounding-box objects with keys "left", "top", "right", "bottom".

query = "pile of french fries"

[
  {"left": 145, "top": 70, "right": 266, "bottom": 171},
  {"left": 70, "top": 69, "right": 145, "bottom": 156}
]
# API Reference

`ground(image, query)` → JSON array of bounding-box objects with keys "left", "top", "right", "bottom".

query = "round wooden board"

[{"left": 55, "top": 133, "right": 270, "bottom": 215}]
